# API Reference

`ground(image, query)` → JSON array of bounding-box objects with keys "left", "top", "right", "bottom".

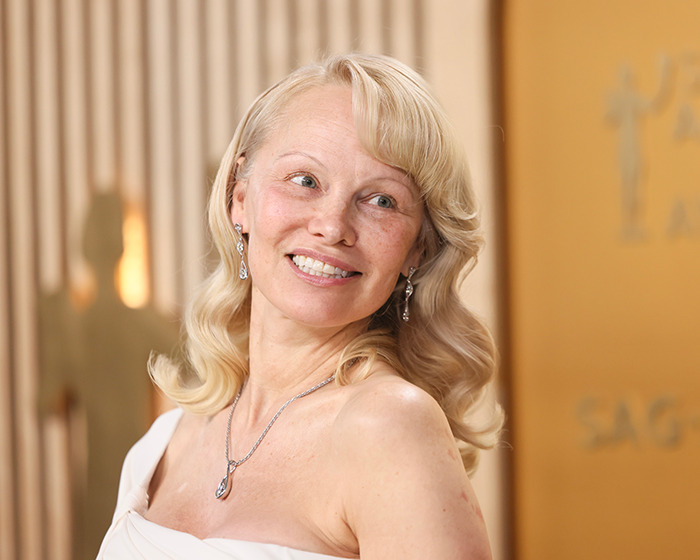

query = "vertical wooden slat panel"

[
  {"left": 81, "top": 0, "right": 95, "bottom": 195},
  {"left": 43, "top": 417, "right": 71, "bottom": 560},
  {"left": 0, "top": 180, "right": 16, "bottom": 560},
  {"left": 388, "top": 0, "right": 415, "bottom": 65},
  {"left": 412, "top": 0, "right": 424, "bottom": 70},
  {"left": 61, "top": 0, "right": 90, "bottom": 290},
  {"left": 205, "top": 0, "right": 233, "bottom": 162},
  {"left": 53, "top": 0, "right": 69, "bottom": 285},
  {"left": 196, "top": 1, "right": 208, "bottom": 174},
  {"left": 327, "top": 0, "right": 352, "bottom": 55},
  {"left": 357, "top": 0, "right": 383, "bottom": 54},
  {"left": 90, "top": 0, "right": 117, "bottom": 190},
  {"left": 118, "top": 0, "right": 147, "bottom": 203},
  {"left": 286, "top": 0, "right": 299, "bottom": 68},
  {"left": 380, "top": 0, "right": 391, "bottom": 55},
  {"left": 236, "top": 0, "right": 262, "bottom": 110},
  {"left": 257, "top": 0, "right": 270, "bottom": 87},
  {"left": 35, "top": 0, "right": 63, "bottom": 293},
  {"left": 265, "top": 0, "right": 291, "bottom": 83},
  {"left": 147, "top": 0, "right": 179, "bottom": 312},
  {"left": 348, "top": 0, "right": 360, "bottom": 51},
  {"left": 176, "top": 0, "right": 206, "bottom": 300},
  {"left": 295, "top": 0, "right": 323, "bottom": 64},
  {"left": 6, "top": 0, "right": 42, "bottom": 557},
  {"left": 34, "top": 0, "right": 71, "bottom": 557},
  {"left": 0, "top": 2, "right": 18, "bottom": 557},
  {"left": 317, "top": 0, "right": 329, "bottom": 55},
  {"left": 227, "top": 0, "right": 240, "bottom": 131},
  {"left": 139, "top": 0, "right": 154, "bottom": 296}
]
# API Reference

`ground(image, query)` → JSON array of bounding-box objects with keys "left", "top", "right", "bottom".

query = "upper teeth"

[{"left": 292, "top": 255, "right": 351, "bottom": 278}]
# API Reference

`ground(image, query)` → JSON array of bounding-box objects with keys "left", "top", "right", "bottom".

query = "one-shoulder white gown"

[{"left": 97, "top": 408, "right": 352, "bottom": 559}]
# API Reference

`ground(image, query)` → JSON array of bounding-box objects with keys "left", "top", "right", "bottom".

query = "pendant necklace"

[{"left": 215, "top": 374, "right": 335, "bottom": 500}]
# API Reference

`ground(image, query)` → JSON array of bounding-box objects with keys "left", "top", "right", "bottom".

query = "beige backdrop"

[{"left": 1, "top": 1, "right": 506, "bottom": 559}]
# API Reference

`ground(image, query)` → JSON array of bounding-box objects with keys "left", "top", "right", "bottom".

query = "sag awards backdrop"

[{"left": 504, "top": 1, "right": 700, "bottom": 559}]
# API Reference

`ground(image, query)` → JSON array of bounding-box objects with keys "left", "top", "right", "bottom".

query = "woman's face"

[{"left": 231, "top": 85, "right": 424, "bottom": 330}]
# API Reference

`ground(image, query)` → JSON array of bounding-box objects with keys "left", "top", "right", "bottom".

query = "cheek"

[
  {"left": 370, "top": 221, "right": 421, "bottom": 261},
  {"left": 248, "top": 190, "right": 294, "bottom": 234},
  {"left": 245, "top": 191, "right": 306, "bottom": 270}
]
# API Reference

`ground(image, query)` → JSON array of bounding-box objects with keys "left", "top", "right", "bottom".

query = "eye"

[
  {"left": 290, "top": 174, "right": 317, "bottom": 189},
  {"left": 368, "top": 194, "right": 395, "bottom": 209}
]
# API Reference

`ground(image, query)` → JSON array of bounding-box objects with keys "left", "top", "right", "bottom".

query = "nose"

[{"left": 307, "top": 196, "right": 357, "bottom": 246}]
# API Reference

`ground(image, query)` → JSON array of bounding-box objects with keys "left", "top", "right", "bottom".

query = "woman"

[{"left": 98, "top": 53, "right": 502, "bottom": 559}]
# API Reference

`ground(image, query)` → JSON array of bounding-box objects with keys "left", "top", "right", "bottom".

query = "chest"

[{"left": 143, "top": 409, "right": 352, "bottom": 552}]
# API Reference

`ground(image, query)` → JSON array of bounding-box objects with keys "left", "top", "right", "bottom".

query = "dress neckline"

[
  {"left": 129, "top": 511, "right": 353, "bottom": 559},
  {"left": 129, "top": 408, "right": 356, "bottom": 560}
]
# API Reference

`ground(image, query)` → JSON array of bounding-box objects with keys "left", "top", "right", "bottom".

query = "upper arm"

[{"left": 335, "top": 379, "right": 492, "bottom": 560}]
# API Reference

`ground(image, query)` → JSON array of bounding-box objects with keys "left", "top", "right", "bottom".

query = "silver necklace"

[{"left": 215, "top": 374, "right": 335, "bottom": 500}]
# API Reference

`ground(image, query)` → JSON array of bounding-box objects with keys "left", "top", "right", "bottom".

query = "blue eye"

[
  {"left": 290, "top": 174, "right": 317, "bottom": 188},
  {"left": 369, "top": 194, "right": 394, "bottom": 208}
]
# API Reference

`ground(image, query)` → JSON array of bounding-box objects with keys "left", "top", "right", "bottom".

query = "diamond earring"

[
  {"left": 234, "top": 223, "right": 248, "bottom": 280},
  {"left": 402, "top": 266, "right": 416, "bottom": 322}
]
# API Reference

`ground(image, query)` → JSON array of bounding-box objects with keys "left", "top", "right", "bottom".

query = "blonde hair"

[{"left": 150, "top": 53, "right": 502, "bottom": 473}]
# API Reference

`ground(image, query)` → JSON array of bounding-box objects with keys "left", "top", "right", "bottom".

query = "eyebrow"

[
  {"left": 275, "top": 151, "right": 328, "bottom": 170},
  {"left": 275, "top": 150, "right": 418, "bottom": 197}
]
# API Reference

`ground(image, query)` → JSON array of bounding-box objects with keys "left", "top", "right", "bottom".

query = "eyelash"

[
  {"left": 289, "top": 173, "right": 318, "bottom": 189},
  {"left": 287, "top": 173, "right": 397, "bottom": 210},
  {"left": 367, "top": 194, "right": 396, "bottom": 209}
]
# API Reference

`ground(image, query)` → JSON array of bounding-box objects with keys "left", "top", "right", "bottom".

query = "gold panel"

[{"left": 504, "top": 1, "right": 700, "bottom": 559}]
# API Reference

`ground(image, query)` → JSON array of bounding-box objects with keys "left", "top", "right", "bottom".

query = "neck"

[{"left": 242, "top": 294, "right": 366, "bottom": 416}]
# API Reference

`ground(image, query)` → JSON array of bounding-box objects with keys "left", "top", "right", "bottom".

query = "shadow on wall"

[{"left": 37, "top": 192, "right": 180, "bottom": 560}]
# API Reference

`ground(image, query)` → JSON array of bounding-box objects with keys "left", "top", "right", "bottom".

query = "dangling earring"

[
  {"left": 402, "top": 266, "right": 416, "bottom": 322},
  {"left": 234, "top": 223, "right": 248, "bottom": 280}
]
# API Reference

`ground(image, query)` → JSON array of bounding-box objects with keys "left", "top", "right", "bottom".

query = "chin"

[{"left": 284, "top": 307, "right": 370, "bottom": 331}]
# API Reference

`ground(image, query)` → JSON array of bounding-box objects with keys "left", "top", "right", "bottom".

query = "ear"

[
  {"left": 229, "top": 156, "right": 248, "bottom": 230},
  {"left": 401, "top": 244, "right": 422, "bottom": 277},
  {"left": 401, "top": 228, "right": 424, "bottom": 276}
]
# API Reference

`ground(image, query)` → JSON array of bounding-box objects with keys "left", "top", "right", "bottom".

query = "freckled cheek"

[
  {"left": 248, "top": 197, "right": 302, "bottom": 238},
  {"left": 246, "top": 241, "right": 272, "bottom": 271},
  {"left": 253, "top": 190, "right": 310, "bottom": 226},
  {"left": 244, "top": 206, "right": 284, "bottom": 268},
  {"left": 368, "top": 224, "right": 420, "bottom": 260}
]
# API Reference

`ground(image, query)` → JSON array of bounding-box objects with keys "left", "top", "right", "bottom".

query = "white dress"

[{"left": 97, "top": 408, "right": 352, "bottom": 559}]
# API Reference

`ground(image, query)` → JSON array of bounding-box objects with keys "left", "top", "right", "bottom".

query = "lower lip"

[{"left": 287, "top": 256, "right": 358, "bottom": 286}]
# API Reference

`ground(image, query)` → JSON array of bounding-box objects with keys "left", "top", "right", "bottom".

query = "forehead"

[
  {"left": 283, "top": 84, "right": 353, "bottom": 118},
  {"left": 249, "top": 84, "right": 420, "bottom": 197},
  {"left": 267, "top": 85, "right": 355, "bottom": 148},
  {"left": 249, "top": 85, "right": 363, "bottom": 172}
]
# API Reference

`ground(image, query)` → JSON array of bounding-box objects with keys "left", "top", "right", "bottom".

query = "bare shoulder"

[
  {"left": 334, "top": 371, "right": 452, "bottom": 447},
  {"left": 331, "top": 370, "right": 492, "bottom": 560}
]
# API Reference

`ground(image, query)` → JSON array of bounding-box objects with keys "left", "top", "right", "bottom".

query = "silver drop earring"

[
  {"left": 402, "top": 266, "right": 416, "bottom": 322},
  {"left": 234, "top": 223, "right": 248, "bottom": 280}
]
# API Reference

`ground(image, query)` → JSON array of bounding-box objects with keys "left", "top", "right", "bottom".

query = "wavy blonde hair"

[{"left": 150, "top": 53, "right": 502, "bottom": 473}]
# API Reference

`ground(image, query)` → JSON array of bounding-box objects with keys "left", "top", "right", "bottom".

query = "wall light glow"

[{"left": 116, "top": 205, "right": 150, "bottom": 308}]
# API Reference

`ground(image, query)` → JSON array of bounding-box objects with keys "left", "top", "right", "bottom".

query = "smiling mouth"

[{"left": 291, "top": 255, "right": 357, "bottom": 279}]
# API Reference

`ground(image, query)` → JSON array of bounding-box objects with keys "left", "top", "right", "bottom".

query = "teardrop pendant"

[{"left": 215, "top": 466, "right": 233, "bottom": 500}]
